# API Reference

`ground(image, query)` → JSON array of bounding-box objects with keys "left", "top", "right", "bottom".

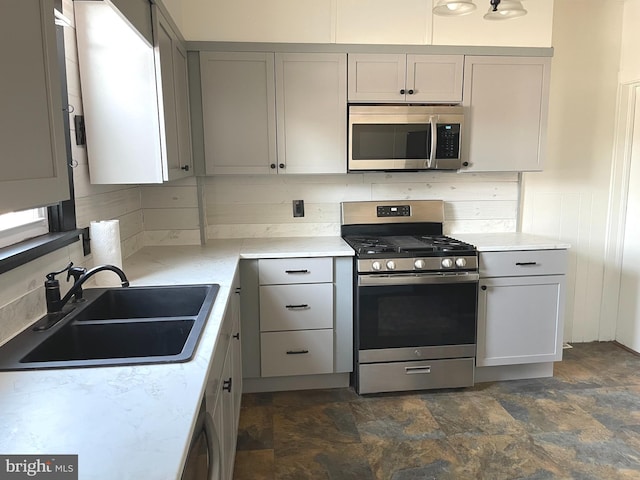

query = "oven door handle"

[{"left": 358, "top": 272, "right": 479, "bottom": 286}]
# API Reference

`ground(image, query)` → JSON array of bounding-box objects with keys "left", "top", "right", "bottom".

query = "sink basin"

[
  {"left": 0, "top": 284, "right": 219, "bottom": 370},
  {"left": 73, "top": 286, "right": 211, "bottom": 321},
  {"left": 22, "top": 319, "right": 195, "bottom": 363}
]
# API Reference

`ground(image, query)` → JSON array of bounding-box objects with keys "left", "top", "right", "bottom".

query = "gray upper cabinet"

[
  {"left": 75, "top": 0, "right": 192, "bottom": 184},
  {"left": 275, "top": 53, "right": 347, "bottom": 174},
  {"left": 461, "top": 56, "right": 551, "bottom": 172},
  {"left": 348, "top": 53, "right": 463, "bottom": 103},
  {"left": 0, "top": 0, "right": 69, "bottom": 215},
  {"left": 153, "top": 5, "right": 193, "bottom": 180},
  {"left": 200, "top": 52, "right": 277, "bottom": 175}
]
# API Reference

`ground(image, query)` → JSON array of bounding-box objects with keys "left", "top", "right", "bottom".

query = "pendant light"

[
  {"left": 483, "top": 0, "right": 527, "bottom": 20},
  {"left": 432, "top": 0, "right": 477, "bottom": 16}
]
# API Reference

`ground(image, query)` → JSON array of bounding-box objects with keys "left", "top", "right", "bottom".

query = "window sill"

[{"left": 0, "top": 230, "right": 84, "bottom": 275}]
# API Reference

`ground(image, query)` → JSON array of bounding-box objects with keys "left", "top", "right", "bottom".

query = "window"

[{"left": 0, "top": 208, "right": 49, "bottom": 249}]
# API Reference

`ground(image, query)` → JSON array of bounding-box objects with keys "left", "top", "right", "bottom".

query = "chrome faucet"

[{"left": 44, "top": 262, "right": 129, "bottom": 315}]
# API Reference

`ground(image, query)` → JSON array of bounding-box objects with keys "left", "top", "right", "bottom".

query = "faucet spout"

[{"left": 47, "top": 264, "right": 129, "bottom": 315}]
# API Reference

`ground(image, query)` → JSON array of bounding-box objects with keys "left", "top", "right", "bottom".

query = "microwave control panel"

[{"left": 436, "top": 124, "right": 461, "bottom": 159}]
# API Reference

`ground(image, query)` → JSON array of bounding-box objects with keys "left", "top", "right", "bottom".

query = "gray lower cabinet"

[
  {"left": 476, "top": 249, "right": 567, "bottom": 367},
  {"left": 205, "top": 268, "right": 242, "bottom": 479},
  {"left": 240, "top": 257, "right": 353, "bottom": 381},
  {"left": 1, "top": 0, "right": 69, "bottom": 214}
]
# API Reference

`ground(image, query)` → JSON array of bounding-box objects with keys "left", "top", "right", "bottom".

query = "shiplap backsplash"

[{"left": 205, "top": 172, "right": 519, "bottom": 238}]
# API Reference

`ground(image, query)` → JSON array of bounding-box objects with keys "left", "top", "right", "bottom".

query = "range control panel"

[{"left": 377, "top": 205, "right": 411, "bottom": 217}]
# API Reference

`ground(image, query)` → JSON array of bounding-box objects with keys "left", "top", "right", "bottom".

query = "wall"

[
  {"left": 178, "top": 0, "right": 553, "bottom": 47},
  {"left": 205, "top": 172, "right": 519, "bottom": 238},
  {"left": 520, "top": 0, "right": 625, "bottom": 342}
]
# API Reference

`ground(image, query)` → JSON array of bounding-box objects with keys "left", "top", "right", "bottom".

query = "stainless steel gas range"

[{"left": 341, "top": 200, "right": 479, "bottom": 395}]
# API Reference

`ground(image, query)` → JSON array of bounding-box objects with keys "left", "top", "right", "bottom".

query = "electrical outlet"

[{"left": 293, "top": 199, "right": 304, "bottom": 217}]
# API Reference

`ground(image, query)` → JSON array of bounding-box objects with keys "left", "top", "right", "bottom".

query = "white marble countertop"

[
  {"left": 453, "top": 232, "right": 571, "bottom": 251},
  {"left": 0, "top": 236, "right": 353, "bottom": 480}
]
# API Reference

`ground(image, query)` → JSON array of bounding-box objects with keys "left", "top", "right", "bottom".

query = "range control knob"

[
  {"left": 371, "top": 261, "right": 382, "bottom": 271},
  {"left": 414, "top": 259, "right": 426, "bottom": 270},
  {"left": 441, "top": 258, "right": 454, "bottom": 268},
  {"left": 386, "top": 260, "right": 396, "bottom": 271},
  {"left": 455, "top": 258, "right": 467, "bottom": 268}
]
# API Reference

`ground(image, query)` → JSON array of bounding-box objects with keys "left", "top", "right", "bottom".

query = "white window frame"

[{"left": 0, "top": 208, "right": 49, "bottom": 249}]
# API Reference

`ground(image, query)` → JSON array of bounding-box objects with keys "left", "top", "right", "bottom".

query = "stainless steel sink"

[{"left": 0, "top": 284, "right": 219, "bottom": 370}]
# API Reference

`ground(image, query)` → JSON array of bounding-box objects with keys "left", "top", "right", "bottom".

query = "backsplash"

[{"left": 204, "top": 172, "right": 519, "bottom": 238}]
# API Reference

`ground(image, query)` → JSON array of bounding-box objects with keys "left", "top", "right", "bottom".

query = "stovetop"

[{"left": 344, "top": 234, "right": 476, "bottom": 258}]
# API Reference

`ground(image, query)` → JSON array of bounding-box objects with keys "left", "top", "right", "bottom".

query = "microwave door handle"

[{"left": 427, "top": 115, "right": 438, "bottom": 169}]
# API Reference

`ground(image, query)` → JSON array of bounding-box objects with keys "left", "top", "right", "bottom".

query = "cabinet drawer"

[
  {"left": 260, "top": 284, "right": 333, "bottom": 332},
  {"left": 258, "top": 257, "right": 333, "bottom": 284},
  {"left": 480, "top": 250, "right": 567, "bottom": 277},
  {"left": 261, "top": 330, "right": 333, "bottom": 377}
]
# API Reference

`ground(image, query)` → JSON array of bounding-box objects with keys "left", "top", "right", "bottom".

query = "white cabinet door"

[
  {"left": 275, "top": 53, "right": 347, "bottom": 174},
  {"left": 477, "top": 275, "right": 565, "bottom": 367},
  {"left": 153, "top": 6, "right": 193, "bottom": 180},
  {"left": 461, "top": 56, "right": 550, "bottom": 172},
  {"left": 200, "top": 52, "right": 277, "bottom": 175},
  {"left": 261, "top": 329, "right": 334, "bottom": 377},
  {"left": 347, "top": 53, "right": 406, "bottom": 102},
  {"left": 0, "top": 0, "right": 69, "bottom": 214},
  {"left": 348, "top": 53, "right": 463, "bottom": 103},
  {"left": 407, "top": 54, "right": 463, "bottom": 103}
]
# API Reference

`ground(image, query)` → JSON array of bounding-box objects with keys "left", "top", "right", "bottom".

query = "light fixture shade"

[
  {"left": 483, "top": 0, "right": 527, "bottom": 20},
  {"left": 433, "top": 0, "right": 477, "bottom": 16}
]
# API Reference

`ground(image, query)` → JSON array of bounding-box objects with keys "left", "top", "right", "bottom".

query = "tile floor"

[{"left": 233, "top": 342, "right": 640, "bottom": 480}]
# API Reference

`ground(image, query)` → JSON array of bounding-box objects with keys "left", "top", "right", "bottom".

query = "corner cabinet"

[
  {"left": 347, "top": 53, "right": 463, "bottom": 103},
  {"left": 75, "top": 1, "right": 193, "bottom": 184},
  {"left": 0, "top": 0, "right": 69, "bottom": 215},
  {"left": 476, "top": 249, "right": 567, "bottom": 367},
  {"left": 460, "top": 56, "right": 551, "bottom": 172},
  {"left": 199, "top": 52, "right": 347, "bottom": 175}
]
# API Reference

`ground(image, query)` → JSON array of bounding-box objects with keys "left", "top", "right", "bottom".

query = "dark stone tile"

[
  {"left": 236, "top": 405, "right": 273, "bottom": 451},
  {"left": 496, "top": 390, "right": 609, "bottom": 435},
  {"left": 447, "top": 434, "right": 567, "bottom": 480},
  {"left": 423, "top": 393, "right": 527, "bottom": 436},
  {"left": 233, "top": 449, "right": 274, "bottom": 480},
  {"left": 271, "top": 388, "right": 360, "bottom": 407},
  {"left": 563, "top": 386, "right": 640, "bottom": 431},
  {"left": 273, "top": 402, "right": 361, "bottom": 451},
  {"left": 241, "top": 392, "right": 274, "bottom": 407},
  {"left": 532, "top": 429, "right": 640, "bottom": 479},
  {"left": 362, "top": 437, "right": 461, "bottom": 480},
  {"left": 351, "top": 395, "right": 443, "bottom": 441},
  {"left": 274, "top": 443, "right": 374, "bottom": 480}
]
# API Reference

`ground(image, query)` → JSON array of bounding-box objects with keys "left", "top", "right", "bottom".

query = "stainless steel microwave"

[{"left": 348, "top": 105, "right": 465, "bottom": 171}]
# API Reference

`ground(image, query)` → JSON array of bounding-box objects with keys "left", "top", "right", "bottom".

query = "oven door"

[{"left": 357, "top": 272, "right": 478, "bottom": 363}]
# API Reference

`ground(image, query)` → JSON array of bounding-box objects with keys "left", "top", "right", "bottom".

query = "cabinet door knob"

[
  {"left": 279, "top": 163, "right": 285, "bottom": 169},
  {"left": 400, "top": 89, "right": 406, "bottom": 94},
  {"left": 180, "top": 165, "right": 190, "bottom": 171},
  {"left": 270, "top": 163, "right": 276, "bottom": 169},
  {"left": 407, "top": 89, "right": 414, "bottom": 95},
  {"left": 481, "top": 285, "right": 487, "bottom": 291},
  {"left": 462, "top": 161, "right": 469, "bottom": 167}
]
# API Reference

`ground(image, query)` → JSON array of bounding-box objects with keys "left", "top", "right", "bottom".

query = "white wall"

[
  {"left": 520, "top": 0, "right": 625, "bottom": 342},
  {"left": 178, "top": 0, "right": 554, "bottom": 47}
]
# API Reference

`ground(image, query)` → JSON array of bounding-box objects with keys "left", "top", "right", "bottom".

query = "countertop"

[
  {"left": 454, "top": 232, "right": 571, "bottom": 251},
  {"left": 0, "top": 237, "right": 353, "bottom": 480}
]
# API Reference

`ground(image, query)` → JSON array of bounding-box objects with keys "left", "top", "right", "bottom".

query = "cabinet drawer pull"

[
  {"left": 515, "top": 262, "right": 538, "bottom": 266},
  {"left": 286, "top": 349, "right": 309, "bottom": 355},
  {"left": 285, "top": 304, "right": 310, "bottom": 310},
  {"left": 285, "top": 269, "right": 309, "bottom": 274},
  {"left": 405, "top": 366, "right": 431, "bottom": 374}
]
